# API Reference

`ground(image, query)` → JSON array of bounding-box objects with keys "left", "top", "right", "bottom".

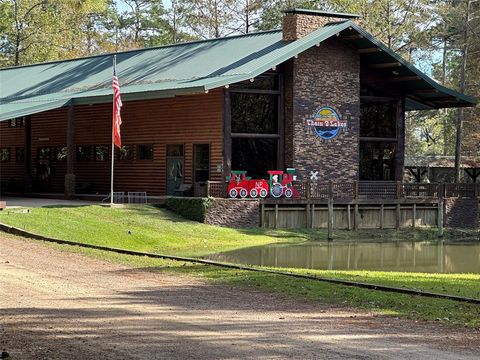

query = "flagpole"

[{"left": 110, "top": 55, "right": 116, "bottom": 206}]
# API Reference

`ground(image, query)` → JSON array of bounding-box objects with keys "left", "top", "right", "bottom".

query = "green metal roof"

[{"left": 0, "top": 20, "right": 476, "bottom": 121}]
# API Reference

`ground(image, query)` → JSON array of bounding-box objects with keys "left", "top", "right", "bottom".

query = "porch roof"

[{"left": 0, "top": 21, "right": 476, "bottom": 121}]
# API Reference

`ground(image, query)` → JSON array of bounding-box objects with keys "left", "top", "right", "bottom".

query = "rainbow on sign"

[{"left": 305, "top": 106, "right": 347, "bottom": 140}]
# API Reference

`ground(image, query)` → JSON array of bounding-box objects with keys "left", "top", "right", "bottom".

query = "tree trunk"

[{"left": 454, "top": 0, "right": 471, "bottom": 183}]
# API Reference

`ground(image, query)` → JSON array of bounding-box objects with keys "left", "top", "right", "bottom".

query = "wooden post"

[
  {"left": 354, "top": 203, "right": 359, "bottom": 230},
  {"left": 311, "top": 203, "right": 315, "bottom": 228},
  {"left": 328, "top": 199, "right": 334, "bottom": 240},
  {"left": 380, "top": 204, "right": 384, "bottom": 229},
  {"left": 395, "top": 99, "right": 405, "bottom": 182},
  {"left": 412, "top": 203, "right": 417, "bottom": 228},
  {"left": 328, "top": 181, "right": 333, "bottom": 240},
  {"left": 24, "top": 116, "right": 32, "bottom": 193},
  {"left": 223, "top": 89, "right": 232, "bottom": 177},
  {"left": 306, "top": 203, "right": 310, "bottom": 228},
  {"left": 396, "top": 204, "right": 401, "bottom": 230},
  {"left": 261, "top": 203, "right": 265, "bottom": 227},
  {"left": 206, "top": 180, "right": 211, "bottom": 197},
  {"left": 347, "top": 204, "right": 351, "bottom": 230},
  {"left": 274, "top": 204, "right": 279, "bottom": 229},
  {"left": 306, "top": 180, "right": 311, "bottom": 199},
  {"left": 64, "top": 103, "right": 76, "bottom": 198},
  {"left": 438, "top": 184, "right": 444, "bottom": 238},
  {"left": 353, "top": 181, "right": 358, "bottom": 200}
]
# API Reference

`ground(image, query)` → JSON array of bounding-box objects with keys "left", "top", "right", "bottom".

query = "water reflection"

[{"left": 208, "top": 241, "right": 480, "bottom": 274}]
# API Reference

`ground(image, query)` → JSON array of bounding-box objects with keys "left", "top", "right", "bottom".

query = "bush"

[{"left": 164, "top": 197, "right": 213, "bottom": 222}]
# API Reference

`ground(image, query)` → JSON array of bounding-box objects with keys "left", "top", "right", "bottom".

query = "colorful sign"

[{"left": 305, "top": 107, "right": 347, "bottom": 140}]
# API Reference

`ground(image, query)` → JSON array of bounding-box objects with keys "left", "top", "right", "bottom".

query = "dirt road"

[{"left": 1, "top": 236, "right": 479, "bottom": 360}]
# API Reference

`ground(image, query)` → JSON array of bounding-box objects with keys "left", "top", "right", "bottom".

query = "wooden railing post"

[
  {"left": 353, "top": 181, "right": 358, "bottom": 200},
  {"left": 306, "top": 180, "right": 311, "bottom": 200},
  {"left": 206, "top": 180, "right": 211, "bottom": 197},
  {"left": 328, "top": 181, "right": 334, "bottom": 240},
  {"left": 396, "top": 181, "right": 402, "bottom": 199},
  {"left": 438, "top": 184, "right": 444, "bottom": 238}
]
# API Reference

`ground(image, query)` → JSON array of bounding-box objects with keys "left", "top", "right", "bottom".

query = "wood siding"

[
  {"left": 0, "top": 90, "right": 224, "bottom": 196},
  {"left": 0, "top": 121, "right": 26, "bottom": 191}
]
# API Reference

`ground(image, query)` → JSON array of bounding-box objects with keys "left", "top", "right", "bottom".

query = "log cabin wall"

[
  {"left": 0, "top": 89, "right": 223, "bottom": 196},
  {"left": 0, "top": 119, "right": 26, "bottom": 192}
]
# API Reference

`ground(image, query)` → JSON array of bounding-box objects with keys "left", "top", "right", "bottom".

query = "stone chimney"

[{"left": 282, "top": 9, "right": 360, "bottom": 41}]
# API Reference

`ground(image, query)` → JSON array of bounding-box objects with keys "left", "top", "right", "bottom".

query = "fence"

[{"left": 206, "top": 180, "right": 479, "bottom": 200}]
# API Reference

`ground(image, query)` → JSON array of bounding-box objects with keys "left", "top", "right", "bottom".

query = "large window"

[
  {"left": 229, "top": 73, "right": 281, "bottom": 178},
  {"left": 360, "top": 102, "right": 397, "bottom": 138},
  {"left": 193, "top": 144, "right": 210, "bottom": 182},
  {"left": 359, "top": 98, "right": 399, "bottom": 181},
  {"left": 231, "top": 94, "right": 278, "bottom": 134},
  {"left": 359, "top": 142, "right": 396, "bottom": 181},
  {"left": 232, "top": 138, "right": 277, "bottom": 179}
]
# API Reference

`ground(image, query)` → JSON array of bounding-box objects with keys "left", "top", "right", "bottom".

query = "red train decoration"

[{"left": 226, "top": 169, "right": 299, "bottom": 199}]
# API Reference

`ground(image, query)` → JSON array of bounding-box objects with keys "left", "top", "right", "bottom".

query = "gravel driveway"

[{"left": 1, "top": 236, "right": 479, "bottom": 360}]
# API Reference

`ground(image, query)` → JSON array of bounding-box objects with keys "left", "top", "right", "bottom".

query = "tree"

[{"left": 0, "top": 0, "right": 109, "bottom": 66}]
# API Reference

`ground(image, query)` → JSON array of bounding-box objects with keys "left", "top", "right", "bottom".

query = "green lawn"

[{"left": 1, "top": 204, "right": 479, "bottom": 328}]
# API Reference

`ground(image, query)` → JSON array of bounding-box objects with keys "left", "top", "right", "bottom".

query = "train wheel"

[
  {"left": 239, "top": 188, "right": 248, "bottom": 198},
  {"left": 270, "top": 183, "right": 283, "bottom": 198},
  {"left": 250, "top": 188, "right": 258, "bottom": 198},
  {"left": 259, "top": 188, "right": 268, "bottom": 198},
  {"left": 229, "top": 188, "right": 238, "bottom": 198},
  {"left": 284, "top": 188, "right": 293, "bottom": 198}
]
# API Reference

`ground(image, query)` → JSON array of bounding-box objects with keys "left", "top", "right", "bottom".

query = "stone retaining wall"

[
  {"left": 204, "top": 199, "right": 260, "bottom": 228},
  {"left": 444, "top": 198, "right": 479, "bottom": 228}
]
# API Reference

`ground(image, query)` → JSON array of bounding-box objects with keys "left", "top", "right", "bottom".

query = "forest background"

[{"left": 0, "top": 0, "right": 479, "bottom": 180}]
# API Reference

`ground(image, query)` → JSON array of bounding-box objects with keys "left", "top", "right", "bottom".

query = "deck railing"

[{"left": 206, "top": 180, "right": 480, "bottom": 200}]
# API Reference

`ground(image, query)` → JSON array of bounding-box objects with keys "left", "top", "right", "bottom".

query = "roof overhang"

[{"left": 335, "top": 23, "right": 477, "bottom": 110}]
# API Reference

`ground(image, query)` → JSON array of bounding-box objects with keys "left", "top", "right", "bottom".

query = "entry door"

[{"left": 166, "top": 145, "right": 184, "bottom": 195}]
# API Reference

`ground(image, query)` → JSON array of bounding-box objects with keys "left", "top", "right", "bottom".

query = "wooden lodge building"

[{"left": 0, "top": 9, "right": 477, "bottom": 202}]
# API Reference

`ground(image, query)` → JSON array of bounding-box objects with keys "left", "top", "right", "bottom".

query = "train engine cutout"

[{"left": 226, "top": 169, "right": 298, "bottom": 199}]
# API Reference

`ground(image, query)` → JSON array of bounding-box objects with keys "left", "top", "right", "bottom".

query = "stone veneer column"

[
  {"left": 283, "top": 13, "right": 349, "bottom": 41},
  {"left": 289, "top": 38, "right": 360, "bottom": 182}
]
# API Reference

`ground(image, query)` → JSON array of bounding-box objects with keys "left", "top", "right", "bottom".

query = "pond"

[{"left": 207, "top": 241, "right": 480, "bottom": 274}]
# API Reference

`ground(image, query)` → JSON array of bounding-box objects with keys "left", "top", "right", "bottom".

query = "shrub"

[{"left": 164, "top": 197, "right": 213, "bottom": 222}]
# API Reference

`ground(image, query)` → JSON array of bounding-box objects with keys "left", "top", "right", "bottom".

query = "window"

[
  {"left": 0, "top": 148, "right": 10, "bottom": 162},
  {"left": 8, "top": 117, "right": 25, "bottom": 128},
  {"left": 359, "top": 142, "right": 396, "bottom": 181},
  {"left": 118, "top": 145, "right": 134, "bottom": 160},
  {"left": 193, "top": 144, "right": 210, "bottom": 182},
  {"left": 95, "top": 145, "right": 109, "bottom": 161},
  {"left": 166, "top": 144, "right": 183, "bottom": 157},
  {"left": 54, "top": 147, "right": 67, "bottom": 161},
  {"left": 231, "top": 93, "right": 278, "bottom": 134},
  {"left": 138, "top": 144, "right": 153, "bottom": 160},
  {"left": 76, "top": 145, "right": 92, "bottom": 161},
  {"left": 360, "top": 102, "right": 397, "bottom": 138},
  {"left": 16, "top": 147, "right": 25, "bottom": 162},
  {"left": 232, "top": 138, "right": 277, "bottom": 179},
  {"left": 37, "top": 147, "right": 51, "bottom": 160}
]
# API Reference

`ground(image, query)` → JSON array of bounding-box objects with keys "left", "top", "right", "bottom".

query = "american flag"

[{"left": 112, "top": 61, "right": 122, "bottom": 148}]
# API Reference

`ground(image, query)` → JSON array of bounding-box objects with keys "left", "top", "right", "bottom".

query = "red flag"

[{"left": 112, "top": 68, "right": 122, "bottom": 148}]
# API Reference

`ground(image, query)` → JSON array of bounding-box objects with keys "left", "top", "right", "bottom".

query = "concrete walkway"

[{"left": 0, "top": 196, "right": 98, "bottom": 208}]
